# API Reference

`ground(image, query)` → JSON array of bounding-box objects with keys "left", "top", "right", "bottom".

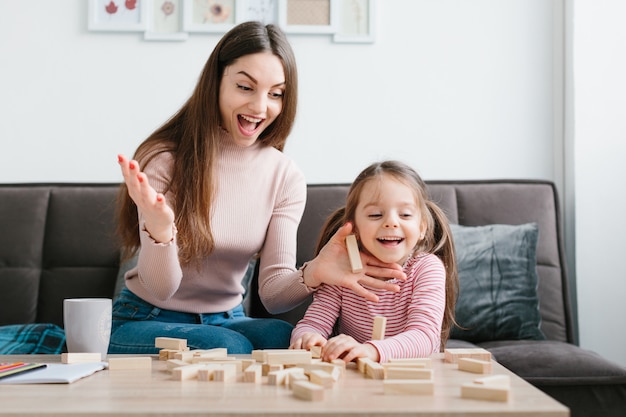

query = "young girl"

[{"left": 290, "top": 161, "right": 458, "bottom": 363}]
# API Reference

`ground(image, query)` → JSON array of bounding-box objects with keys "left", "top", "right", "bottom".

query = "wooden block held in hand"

[
  {"left": 108, "top": 356, "right": 152, "bottom": 370},
  {"left": 345, "top": 234, "right": 363, "bottom": 273},
  {"left": 309, "top": 345, "right": 322, "bottom": 359},
  {"left": 371, "top": 316, "right": 387, "bottom": 340}
]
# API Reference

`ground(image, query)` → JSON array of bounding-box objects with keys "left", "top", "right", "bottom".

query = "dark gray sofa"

[{"left": 1, "top": 181, "right": 625, "bottom": 417}]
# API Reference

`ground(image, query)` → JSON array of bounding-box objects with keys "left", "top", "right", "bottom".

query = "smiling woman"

[{"left": 111, "top": 21, "right": 305, "bottom": 354}]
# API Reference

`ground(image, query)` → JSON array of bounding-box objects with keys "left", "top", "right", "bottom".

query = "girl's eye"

[
  {"left": 270, "top": 91, "right": 284, "bottom": 99},
  {"left": 368, "top": 214, "right": 382, "bottom": 219},
  {"left": 401, "top": 213, "right": 413, "bottom": 218}
]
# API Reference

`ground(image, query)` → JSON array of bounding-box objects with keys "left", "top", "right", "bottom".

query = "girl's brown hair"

[
  {"left": 117, "top": 22, "right": 298, "bottom": 264},
  {"left": 314, "top": 161, "right": 459, "bottom": 350}
]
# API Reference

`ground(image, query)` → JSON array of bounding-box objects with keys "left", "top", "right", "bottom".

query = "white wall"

[
  {"left": 0, "top": 0, "right": 556, "bottom": 183},
  {"left": 573, "top": 0, "right": 626, "bottom": 368},
  {"left": 1, "top": 1, "right": 624, "bottom": 367}
]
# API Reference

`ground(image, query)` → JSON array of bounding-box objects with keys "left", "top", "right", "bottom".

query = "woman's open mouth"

[{"left": 238, "top": 114, "right": 263, "bottom": 133}]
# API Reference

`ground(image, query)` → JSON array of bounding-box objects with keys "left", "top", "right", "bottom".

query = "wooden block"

[
  {"left": 265, "top": 349, "right": 312, "bottom": 365},
  {"left": 108, "top": 357, "right": 152, "bottom": 370},
  {"left": 384, "top": 379, "right": 434, "bottom": 395},
  {"left": 171, "top": 364, "right": 206, "bottom": 381},
  {"left": 166, "top": 359, "right": 189, "bottom": 371},
  {"left": 241, "top": 359, "right": 256, "bottom": 371},
  {"left": 295, "top": 362, "right": 343, "bottom": 379},
  {"left": 159, "top": 349, "right": 178, "bottom": 361},
  {"left": 193, "top": 348, "right": 228, "bottom": 359},
  {"left": 243, "top": 363, "right": 262, "bottom": 383},
  {"left": 309, "top": 345, "right": 322, "bottom": 359},
  {"left": 268, "top": 367, "right": 305, "bottom": 386},
  {"left": 61, "top": 352, "right": 102, "bottom": 363},
  {"left": 251, "top": 350, "right": 266, "bottom": 363},
  {"left": 173, "top": 350, "right": 195, "bottom": 362},
  {"left": 191, "top": 359, "right": 242, "bottom": 373},
  {"left": 309, "top": 369, "right": 335, "bottom": 388},
  {"left": 461, "top": 382, "right": 510, "bottom": 402},
  {"left": 359, "top": 358, "right": 385, "bottom": 380},
  {"left": 444, "top": 348, "right": 492, "bottom": 364},
  {"left": 458, "top": 357, "right": 492, "bottom": 374},
  {"left": 345, "top": 234, "right": 363, "bottom": 273},
  {"left": 213, "top": 364, "right": 237, "bottom": 382},
  {"left": 155, "top": 337, "right": 187, "bottom": 351},
  {"left": 292, "top": 380, "right": 325, "bottom": 401},
  {"left": 288, "top": 372, "right": 310, "bottom": 389},
  {"left": 386, "top": 367, "right": 433, "bottom": 380},
  {"left": 371, "top": 316, "right": 387, "bottom": 340},
  {"left": 474, "top": 374, "right": 511, "bottom": 387},
  {"left": 262, "top": 363, "right": 283, "bottom": 376},
  {"left": 387, "top": 357, "right": 432, "bottom": 368}
]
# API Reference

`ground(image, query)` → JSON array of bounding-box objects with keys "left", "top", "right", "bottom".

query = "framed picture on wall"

[
  {"left": 278, "top": 0, "right": 338, "bottom": 34},
  {"left": 182, "top": 0, "right": 237, "bottom": 33},
  {"left": 333, "top": 0, "right": 375, "bottom": 43},
  {"left": 144, "top": 0, "right": 189, "bottom": 40},
  {"left": 235, "top": 0, "right": 279, "bottom": 25},
  {"left": 88, "top": 0, "right": 148, "bottom": 31}
]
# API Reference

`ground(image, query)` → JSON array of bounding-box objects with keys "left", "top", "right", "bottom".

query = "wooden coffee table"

[{"left": 0, "top": 353, "right": 568, "bottom": 416}]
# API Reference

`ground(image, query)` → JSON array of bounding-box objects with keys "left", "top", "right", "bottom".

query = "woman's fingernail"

[
  {"left": 117, "top": 155, "right": 123, "bottom": 163},
  {"left": 138, "top": 175, "right": 143, "bottom": 183},
  {"left": 129, "top": 162, "right": 135, "bottom": 170}
]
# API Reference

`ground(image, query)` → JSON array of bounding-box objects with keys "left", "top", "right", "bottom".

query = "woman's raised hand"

[
  {"left": 303, "top": 223, "right": 407, "bottom": 302},
  {"left": 118, "top": 154, "right": 175, "bottom": 243}
]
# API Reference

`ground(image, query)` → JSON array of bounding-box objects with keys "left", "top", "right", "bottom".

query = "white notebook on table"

[{"left": 0, "top": 362, "right": 106, "bottom": 384}]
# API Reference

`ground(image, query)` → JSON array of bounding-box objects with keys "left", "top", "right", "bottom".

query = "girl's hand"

[
  {"left": 118, "top": 154, "right": 175, "bottom": 243},
  {"left": 321, "top": 334, "right": 380, "bottom": 363},
  {"left": 289, "top": 332, "right": 327, "bottom": 350},
  {"left": 303, "top": 223, "right": 407, "bottom": 302}
]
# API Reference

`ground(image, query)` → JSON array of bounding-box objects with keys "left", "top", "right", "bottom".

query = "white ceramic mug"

[{"left": 63, "top": 298, "right": 112, "bottom": 360}]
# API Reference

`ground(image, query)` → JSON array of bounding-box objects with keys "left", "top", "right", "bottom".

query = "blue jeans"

[{"left": 108, "top": 288, "right": 293, "bottom": 354}]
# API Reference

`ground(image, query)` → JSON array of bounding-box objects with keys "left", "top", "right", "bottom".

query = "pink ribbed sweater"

[
  {"left": 290, "top": 253, "right": 446, "bottom": 362},
  {"left": 124, "top": 134, "right": 310, "bottom": 314}
]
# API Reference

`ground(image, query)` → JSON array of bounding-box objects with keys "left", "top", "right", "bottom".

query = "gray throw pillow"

[{"left": 449, "top": 223, "right": 545, "bottom": 342}]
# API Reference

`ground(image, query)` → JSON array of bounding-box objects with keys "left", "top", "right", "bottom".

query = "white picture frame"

[
  {"left": 88, "top": 0, "right": 148, "bottom": 32},
  {"left": 144, "top": 0, "right": 189, "bottom": 41},
  {"left": 333, "top": 0, "right": 375, "bottom": 43},
  {"left": 182, "top": 0, "right": 237, "bottom": 33},
  {"left": 278, "top": 0, "right": 338, "bottom": 34},
  {"left": 235, "top": 0, "right": 279, "bottom": 25}
]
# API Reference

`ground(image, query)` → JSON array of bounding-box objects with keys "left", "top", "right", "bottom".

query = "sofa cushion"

[
  {"left": 450, "top": 223, "right": 545, "bottom": 342},
  {"left": 479, "top": 339, "right": 626, "bottom": 417},
  {"left": 0, "top": 323, "right": 66, "bottom": 354}
]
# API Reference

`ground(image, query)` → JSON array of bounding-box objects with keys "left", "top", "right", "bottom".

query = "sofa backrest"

[
  {"left": 0, "top": 184, "right": 121, "bottom": 328},
  {"left": 249, "top": 180, "right": 574, "bottom": 344},
  {"left": 0, "top": 181, "right": 573, "bottom": 344}
]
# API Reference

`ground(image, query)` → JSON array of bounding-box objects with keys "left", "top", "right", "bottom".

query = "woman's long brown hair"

[{"left": 117, "top": 22, "right": 298, "bottom": 265}]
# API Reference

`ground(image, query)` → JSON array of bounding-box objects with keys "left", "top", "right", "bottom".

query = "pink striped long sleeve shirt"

[{"left": 290, "top": 253, "right": 446, "bottom": 362}]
